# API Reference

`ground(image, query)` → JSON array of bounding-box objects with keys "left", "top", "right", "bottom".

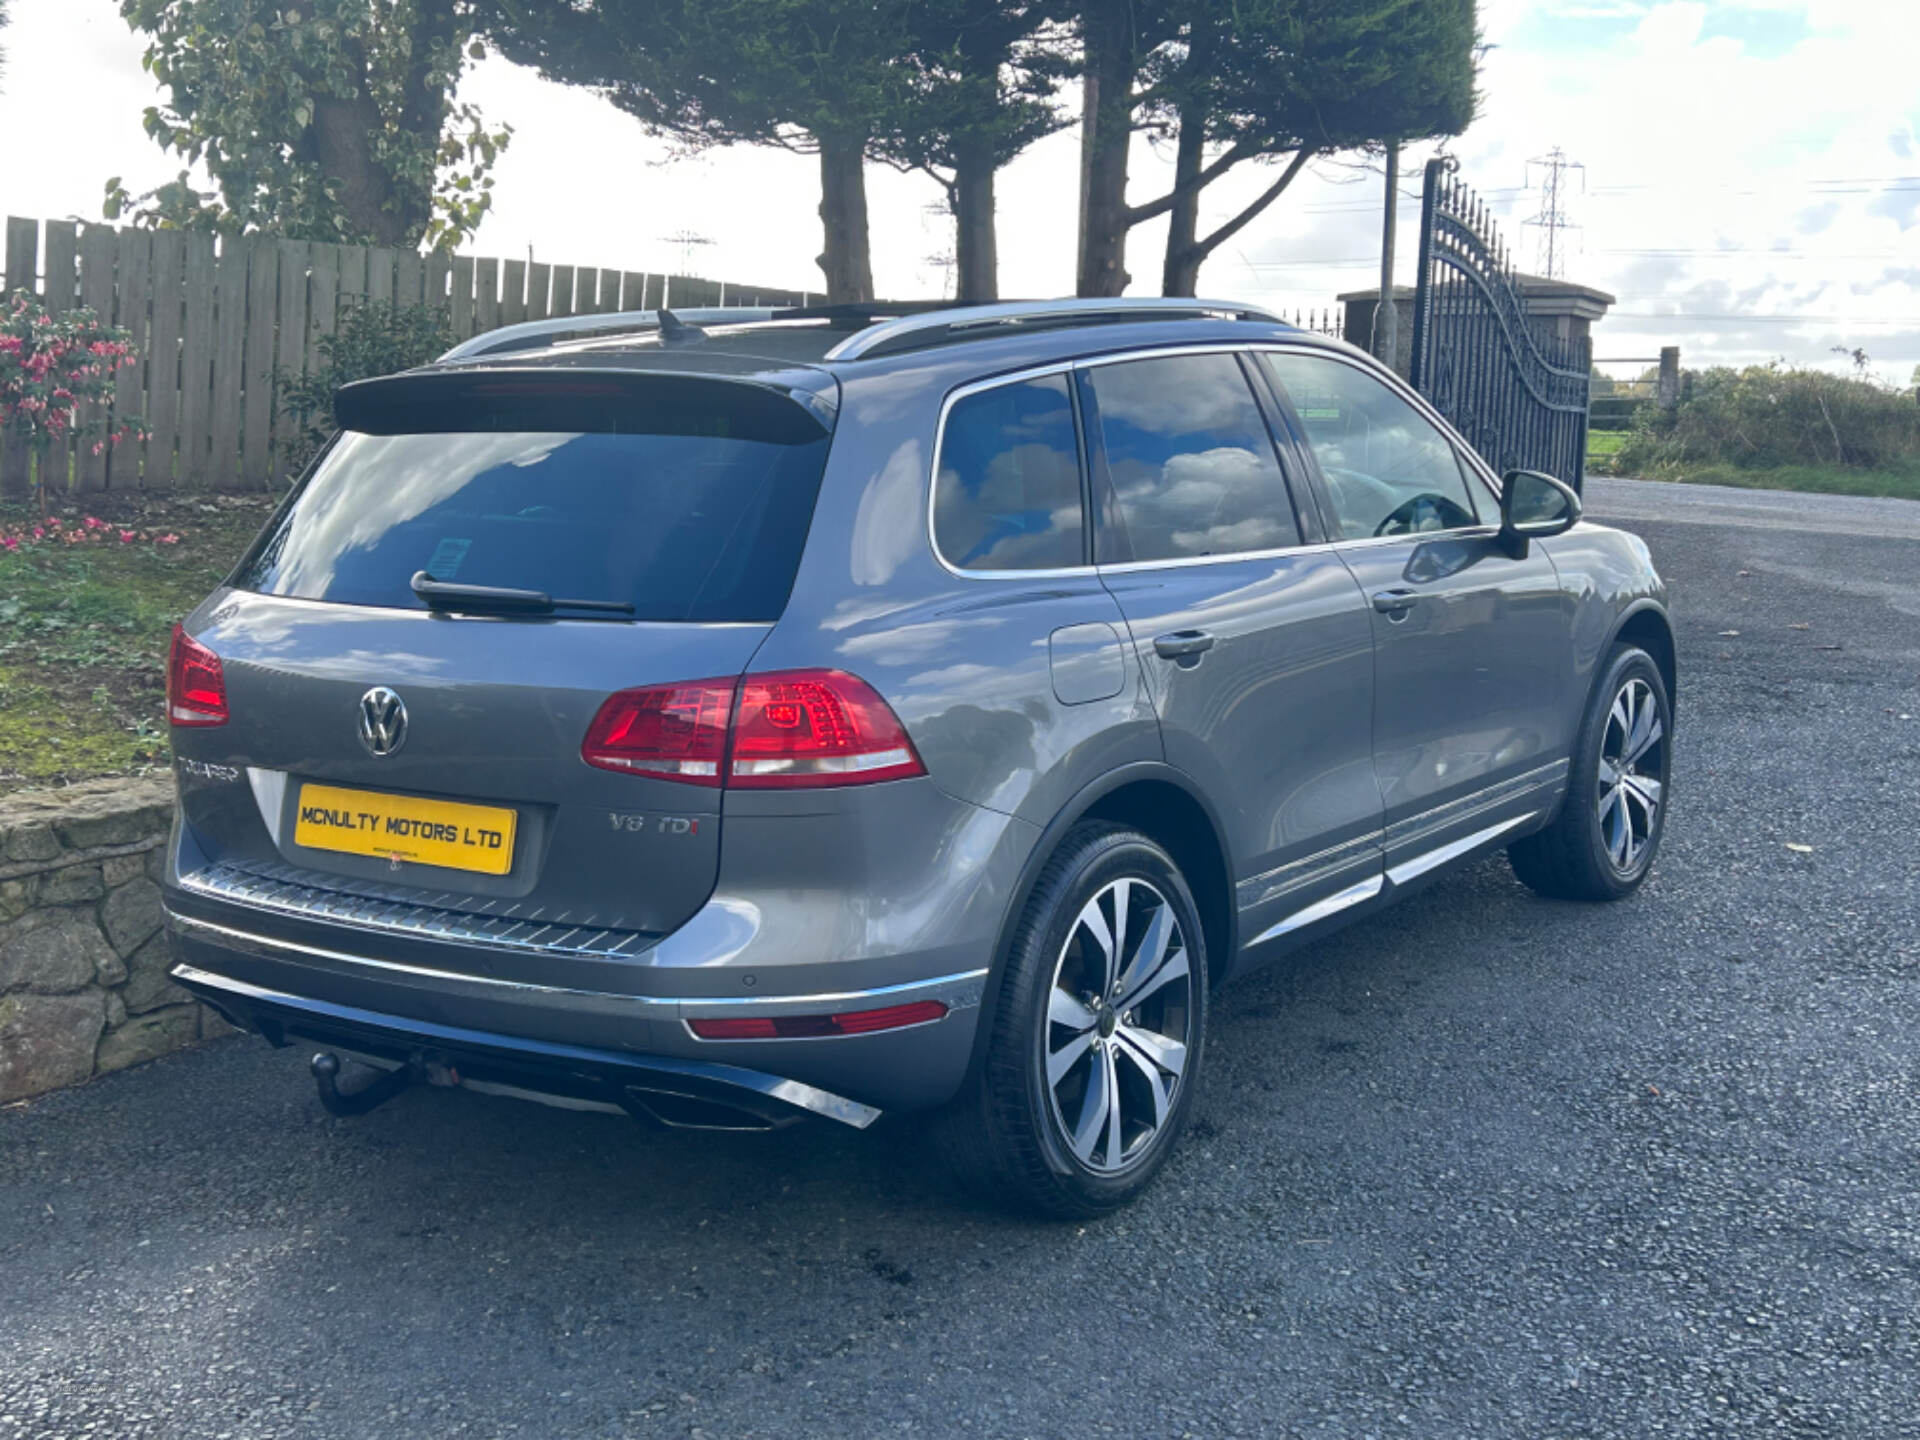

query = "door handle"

[
  {"left": 1152, "top": 629, "right": 1216, "bottom": 661},
  {"left": 1371, "top": 589, "right": 1420, "bottom": 616}
]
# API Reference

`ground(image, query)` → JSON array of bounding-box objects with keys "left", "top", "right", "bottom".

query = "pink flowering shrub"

[
  {"left": 0, "top": 511, "right": 180, "bottom": 555},
  {"left": 0, "top": 290, "right": 144, "bottom": 508}
]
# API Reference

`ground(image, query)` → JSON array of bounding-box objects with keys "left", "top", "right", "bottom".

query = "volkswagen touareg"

[{"left": 162, "top": 298, "right": 1674, "bottom": 1216}]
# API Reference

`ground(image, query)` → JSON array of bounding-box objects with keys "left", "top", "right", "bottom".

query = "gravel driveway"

[{"left": 4, "top": 477, "right": 1917, "bottom": 1439}]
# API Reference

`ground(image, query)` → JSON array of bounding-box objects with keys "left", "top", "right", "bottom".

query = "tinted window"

[
  {"left": 1261, "top": 353, "right": 1482, "bottom": 540},
  {"left": 235, "top": 393, "right": 831, "bottom": 622},
  {"left": 934, "top": 375, "right": 1085, "bottom": 571},
  {"left": 1086, "top": 353, "right": 1299, "bottom": 563}
]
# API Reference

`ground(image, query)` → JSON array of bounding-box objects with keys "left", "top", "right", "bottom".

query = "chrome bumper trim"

[
  {"left": 165, "top": 908, "right": 987, "bottom": 1021},
  {"left": 175, "top": 860, "right": 656, "bottom": 961}
]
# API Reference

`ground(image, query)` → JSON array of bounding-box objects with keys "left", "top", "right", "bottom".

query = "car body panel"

[
  {"left": 169, "top": 587, "right": 768, "bottom": 940},
  {"left": 1098, "top": 556, "right": 1384, "bottom": 941},
  {"left": 1333, "top": 532, "right": 1576, "bottom": 871}
]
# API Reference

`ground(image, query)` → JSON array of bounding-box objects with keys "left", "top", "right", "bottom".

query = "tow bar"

[{"left": 310, "top": 1051, "right": 417, "bottom": 1117}]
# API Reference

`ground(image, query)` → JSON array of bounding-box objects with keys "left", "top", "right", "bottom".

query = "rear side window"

[
  {"left": 1084, "top": 353, "right": 1300, "bottom": 564},
  {"left": 934, "top": 375, "right": 1085, "bottom": 571},
  {"left": 234, "top": 376, "right": 832, "bottom": 622}
]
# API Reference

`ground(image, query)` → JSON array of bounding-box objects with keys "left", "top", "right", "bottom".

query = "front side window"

[
  {"left": 934, "top": 374, "right": 1085, "bottom": 571},
  {"left": 1085, "top": 352, "right": 1300, "bottom": 564},
  {"left": 1260, "top": 353, "right": 1482, "bottom": 540}
]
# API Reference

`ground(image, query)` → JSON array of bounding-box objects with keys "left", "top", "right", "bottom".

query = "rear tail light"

[
  {"left": 167, "top": 625, "right": 228, "bottom": 727},
  {"left": 729, "top": 670, "right": 924, "bottom": 788},
  {"left": 688, "top": 1000, "right": 948, "bottom": 1041},
  {"left": 581, "top": 679, "right": 734, "bottom": 784},
  {"left": 582, "top": 668, "right": 925, "bottom": 790}
]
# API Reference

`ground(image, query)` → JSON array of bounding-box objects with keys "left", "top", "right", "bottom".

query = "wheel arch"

[
  {"left": 964, "top": 764, "right": 1238, "bottom": 1079},
  {"left": 1608, "top": 601, "right": 1677, "bottom": 718}
]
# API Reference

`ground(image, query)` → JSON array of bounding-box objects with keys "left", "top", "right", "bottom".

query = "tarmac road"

[{"left": 3, "top": 477, "right": 1917, "bottom": 1439}]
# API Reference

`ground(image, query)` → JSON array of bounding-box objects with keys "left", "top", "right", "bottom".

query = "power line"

[
  {"left": 657, "top": 229, "right": 714, "bottom": 272},
  {"left": 1596, "top": 247, "right": 1913, "bottom": 257},
  {"left": 1291, "top": 174, "right": 1920, "bottom": 216},
  {"left": 1230, "top": 247, "right": 1915, "bottom": 268}
]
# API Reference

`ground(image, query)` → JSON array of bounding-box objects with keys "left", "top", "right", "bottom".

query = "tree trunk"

[
  {"left": 1160, "top": 102, "right": 1209, "bottom": 297},
  {"left": 816, "top": 131, "right": 875, "bottom": 305},
  {"left": 953, "top": 132, "right": 999, "bottom": 303},
  {"left": 311, "top": 94, "right": 413, "bottom": 247},
  {"left": 1076, "top": 4, "right": 1135, "bottom": 297}
]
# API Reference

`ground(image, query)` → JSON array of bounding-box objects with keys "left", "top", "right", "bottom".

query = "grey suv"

[{"left": 162, "top": 299, "right": 1673, "bottom": 1216}]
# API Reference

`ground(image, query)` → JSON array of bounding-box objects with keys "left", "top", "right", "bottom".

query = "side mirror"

[{"left": 1499, "top": 469, "right": 1581, "bottom": 556}]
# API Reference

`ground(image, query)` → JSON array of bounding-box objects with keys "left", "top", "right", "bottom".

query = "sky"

[{"left": 1, "top": 0, "right": 1916, "bottom": 384}]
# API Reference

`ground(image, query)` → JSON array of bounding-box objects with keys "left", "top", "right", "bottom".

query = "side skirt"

[{"left": 1231, "top": 809, "right": 1548, "bottom": 976}]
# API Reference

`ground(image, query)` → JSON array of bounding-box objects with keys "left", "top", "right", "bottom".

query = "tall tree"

[
  {"left": 1073, "top": 0, "right": 1478, "bottom": 297},
  {"left": 109, "top": 0, "right": 510, "bottom": 250},
  {"left": 491, "top": 0, "right": 921, "bottom": 304},
  {"left": 878, "top": 2, "right": 1071, "bottom": 301}
]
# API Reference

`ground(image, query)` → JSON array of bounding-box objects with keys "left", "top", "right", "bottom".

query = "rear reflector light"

[
  {"left": 688, "top": 1000, "right": 948, "bottom": 1041},
  {"left": 581, "top": 679, "right": 733, "bottom": 783},
  {"left": 728, "top": 670, "right": 925, "bottom": 788},
  {"left": 167, "top": 625, "right": 228, "bottom": 726},
  {"left": 581, "top": 668, "right": 925, "bottom": 789}
]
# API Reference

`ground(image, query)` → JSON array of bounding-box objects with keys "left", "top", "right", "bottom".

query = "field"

[{"left": 0, "top": 495, "right": 275, "bottom": 794}]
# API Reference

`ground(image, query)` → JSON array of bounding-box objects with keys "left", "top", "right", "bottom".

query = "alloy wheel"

[
  {"left": 1043, "top": 878, "right": 1194, "bottom": 1175},
  {"left": 1597, "top": 676, "right": 1665, "bottom": 874}
]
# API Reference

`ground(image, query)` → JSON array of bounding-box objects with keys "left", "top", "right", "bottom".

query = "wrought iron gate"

[{"left": 1409, "top": 157, "right": 1593, "bottom": 489}]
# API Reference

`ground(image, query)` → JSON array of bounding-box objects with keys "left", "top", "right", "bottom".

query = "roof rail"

[
  {"left": 439, "top": 307, "right": 782, "bottom": 361},
  {"left": 822, "top": 298, "right": 1285, "bottom": 362}
]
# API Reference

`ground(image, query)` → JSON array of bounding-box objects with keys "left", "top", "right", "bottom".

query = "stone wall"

[{"left": 0, "top": 776, "right": 226, "bottom": 1103}]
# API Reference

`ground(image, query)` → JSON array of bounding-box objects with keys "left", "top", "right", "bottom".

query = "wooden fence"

[{"left": 0, "top": 215, "right": 812, "bottom": 499}]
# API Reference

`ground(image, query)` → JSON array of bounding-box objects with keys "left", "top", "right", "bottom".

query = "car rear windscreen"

[{"left": 233, "top": 375, "right": 834, "bottom": 623}]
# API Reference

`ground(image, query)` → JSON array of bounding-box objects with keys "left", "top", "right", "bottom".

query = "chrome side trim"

[
  {"left": 1236, "top": 831, "right": 1383, "bottom": 911},
  {"left": 170, "top": 963, "right": 883, "bottom": 1129},
  {"left": 1384, "top": 759, "right": 1568, "bottom": 854},
  {"left": 1245, "top": 875, "right": 1385, "bottom": 948},
  {"left": 1097, "top": 541, "right": 1338, "bottom": 575},
  {"left": 166, "top": 909, "right": 988, "bottom": 1021},
  {"left": 1385, "top": 813, "right": 1537, "bottom": 887}
]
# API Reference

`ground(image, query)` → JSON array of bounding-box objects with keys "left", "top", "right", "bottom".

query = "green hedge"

[{"left": 1615, "top": 364, "right": 1920, "bottom": 476}]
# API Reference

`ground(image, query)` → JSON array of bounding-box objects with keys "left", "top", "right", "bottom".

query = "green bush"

[
  {"left": 275, "top": 299, "right": 454, "bottom": 475},
  {"left": 1615, "top": 363, "right": 1920, "bottom": 476}
]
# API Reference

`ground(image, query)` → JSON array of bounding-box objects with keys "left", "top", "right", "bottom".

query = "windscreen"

[{"left": 234, "top": 375, "right": 833, "bottom": 623}]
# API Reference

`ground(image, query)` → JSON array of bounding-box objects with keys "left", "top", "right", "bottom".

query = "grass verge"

[{"left": 0, "top": 494, "right": 275, "bottom": 794}]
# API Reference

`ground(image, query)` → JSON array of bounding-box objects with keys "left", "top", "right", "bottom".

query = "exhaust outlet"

[{"left": 620, "top": 1085, "right": 797, "bottom": 1132}]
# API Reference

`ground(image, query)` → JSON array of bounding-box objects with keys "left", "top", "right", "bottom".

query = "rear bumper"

[
  {"left": 165, "top": 906, "right": 987, "bottom": 1116},
  {"left": 171, "top": 959, "right": 884, "bottom": 1129}
]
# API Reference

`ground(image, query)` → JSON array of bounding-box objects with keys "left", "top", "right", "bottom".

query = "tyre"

[
  {"left": 1509, "top": 643, "right": 1671, "bottom": 901},
  {"left": 944, "top": 822, "right": 1208, "bottom": 1219}
]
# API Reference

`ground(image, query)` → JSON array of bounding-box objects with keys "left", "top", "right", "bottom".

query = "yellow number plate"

[{"left": 294, "top": 784, "right": 517, "bottom": 876}]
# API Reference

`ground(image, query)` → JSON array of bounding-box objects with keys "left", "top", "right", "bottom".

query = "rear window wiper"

[{"left": 409, "top": 571, "right": 635, "bottom": 616}]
